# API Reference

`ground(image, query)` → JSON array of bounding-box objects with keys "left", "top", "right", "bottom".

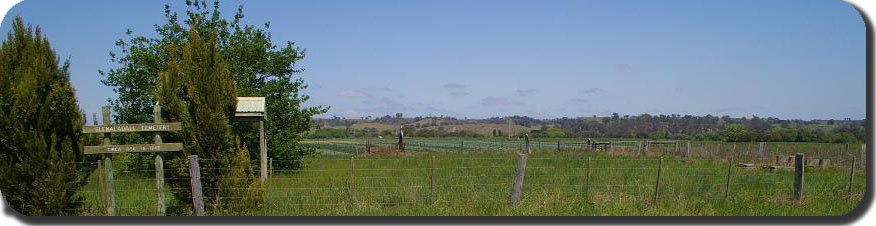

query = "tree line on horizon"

[{"left": 310, "top": 114, "right": 865, "bottom": 143}]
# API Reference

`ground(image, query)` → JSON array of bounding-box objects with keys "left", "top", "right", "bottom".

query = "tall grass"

[{"left": 72, "top": 150, "right": 864, "bottom": 216}]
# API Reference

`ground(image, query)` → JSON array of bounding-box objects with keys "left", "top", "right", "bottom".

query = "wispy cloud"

[
  {"left": 582, "top": 88, "right": 603, "bottom": 94},
  {"left": 480, "top": 97, "right": 524, "bottom": 107},
  {"left": 444, "top": 83, "right": 469, "bottom": 96},
  {"left": 450, "top": 91, "right": 469, "bottom": 96},
  {"left": 340, "top": 90, "right": 372, "bottom": 98},
  {"left": 443, "top": 83, "right": 467, "bottom": 89},
  {"left": 616, "top": 63, "right": 632, "bottom": 72},
  {"left": 515, "top": 89, "right": 537, "bottom": 97},
  {"left": 569, "top": 98, "right": 588, "bottom": 103},
  {"left": 363, "top": 87, "right": 393, "bottom": 92}
]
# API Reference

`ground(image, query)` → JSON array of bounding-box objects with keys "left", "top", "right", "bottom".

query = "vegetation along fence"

[{"left": 66, "top": 148, "right": 864, "bottom": 216}]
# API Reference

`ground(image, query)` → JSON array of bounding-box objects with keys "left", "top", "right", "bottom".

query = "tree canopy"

[
  {"left": 0, "top": 16, "right": 91, "bottom": 216},
  {"left": 101, "top": 0, "right": 327, "bottom": 170}
]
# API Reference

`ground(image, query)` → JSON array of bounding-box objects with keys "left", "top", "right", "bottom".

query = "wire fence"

[
  {"left": 65, "top": 149, "right": 865, "bottom": 216},
  {"left": 302, "top": 139, "right": 866, "bottom": 169}
]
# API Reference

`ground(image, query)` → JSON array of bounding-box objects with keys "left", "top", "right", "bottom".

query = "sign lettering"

[{"left": 83, "top": 123, "right": 181, "bottom": 133}]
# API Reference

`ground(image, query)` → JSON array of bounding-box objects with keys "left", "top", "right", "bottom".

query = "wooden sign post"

[
  {"left": 83, "top": 103, "right": 183, "bottom": 216},
  {"left": 83, "top": 103, "right": 183, "bottom": 154}
]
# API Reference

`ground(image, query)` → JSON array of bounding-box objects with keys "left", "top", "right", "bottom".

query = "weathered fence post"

[
  {"left": 685, "top": 141, "right": 691, "bottom": 157},
  {"left": 524, "top": 134, "right": 531, "bottom": 153},
  {"left": 460, "top": 140, "right": 464, "bottom": 152},
  {"left": 638, "top": 141, "right": 644, "bottom": 156},
  {"left": 644, "top": 141, "right": 650, "bottom": 154},
  {"left": 398, "top": 126, "right": 405, "bottom": 152},
  {"left": 730, "top": 144, "right": 736, "bottom": 160},
  {"left": 794, "top": 153, "right": 804, "bottom": 201},
  {"left": 102, "top": 106, "right": 111, "bottom": 145},
  {"left": 153, "top": 102, "right": 163, "bottom": 144},
  {"left": 585, "top": 157, "right": 592, "bottom": 194},
  {"left": 759, "top": 142, "right": 765, "bottom": 159},
  {"left": 97, "top": 160, "right": 106, "bottom": 214},
  {"left": 510, "top": 153, "right": 528, "bottom": 206},
  {"left": 104, "top": 157, "right": 116, "bottom": 216},
  {"left": 155, "top": 155, "right": 165, "bottom": 216},
  {"left": 848, "top": 156, "right": 856, "bottom": 195},
  {"left": 674, "top": 141, "right": 679, "bottom": 155},
  {"left": 430, "top": 155, "right": 436, "bottom": 204},
  {"left": 188, "top": 155, "right": 205, "bottom": 216},
  {"left": 725, "top": 157, "right": 734, "bottom": 199},
  {"left": 260, "top": 121, "right": 268, "bottom": 183},
  {"left": 653, "top": 157, "right": 663, "bottom": 204},
  {"left": 557, "top": 141, "right": 561, "bottom": 151}
]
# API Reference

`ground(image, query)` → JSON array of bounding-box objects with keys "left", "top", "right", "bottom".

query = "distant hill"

[{"left": 311, "top": 114, "right": 864, "bottom": 143}]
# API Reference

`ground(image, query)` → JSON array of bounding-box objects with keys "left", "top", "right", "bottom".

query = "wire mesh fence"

[{"left": 65, "top": 146, "right": 865, "bottom": 216}]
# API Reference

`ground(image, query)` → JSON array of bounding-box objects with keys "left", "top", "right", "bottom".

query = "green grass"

[{"left": 71, "top": 150, "right": 865, "bottom": 216}]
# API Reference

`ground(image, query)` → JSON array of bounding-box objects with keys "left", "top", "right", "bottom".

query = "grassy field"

[{"left": 70, "top": 143, "right": 865, "bottom": 216}]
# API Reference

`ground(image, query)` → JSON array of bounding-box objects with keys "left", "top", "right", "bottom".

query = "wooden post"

[
  {"left": 653, "top": 157, "right": 663, "bottom": 204},
  {"left": 759, "top": 142, "right": 765, "bottom": 159},
  {"left": 366, "top": 140, "right": 371, "bottom": 154},
  {"left": 510, "top": 153, "right": 528, "bottom": 205},
  {"left": 644, "top": 141, "right": 650, "bottom": 154},
  {"left": 102, "top": 106, "right": 111, "bottom": 145},
  {"left": 430, "top": 155, "right": 436, "bottom": 204},
  {"left": 104, "top": 157, "right": 116, "bottom": 216},
  {"left": 848, "top": 156, "right": 856, "bottom": 195},
  {"left": 674, "top": 141, "right": 679, "bottom": 155},
  {"left": 97, "top": 160, "right": 106, "bottom": 214},
  {"left": 398, "top": 126, "right": 405, "bottom": 152},
  {"left": 155, "top": 155, "right": 165, "bottom": 216},
  {"left": 685, "top": 141, "right": 691, "bottom": 157},
  {"left": 794, "top": 153, "right": 804, "bottom": 201},
  {"left": 260, "top": 121, "right": 267, "bottom": 183},
  {"left": 638, "top": 141, "right": 644, "bottom": 156},
  {"left": 725, "top": 157, "right": 733, "bottom": 199},
  {"left": 524, "top": 134, "right": 531, "bottom": 154},
  {"left": 585, "top": 157, "right": 591, "bottom": 194},
  {"left": 153, "top": 103, "right": 163, "bottom": 144},
  {"left": 460, "top": 140, "right": 464, "bottom": 152},
  {"left": 717, "top": 142, "right": 722, "bottom": 157},
  {"left": 557, "top": 141, "right": 561, "bottom": 151},
  {"left": 730, "top": 144, "right": 736, "bottom": 160},
  {"left": 188, "top": 155, "right": 205, "bottom": 216}
]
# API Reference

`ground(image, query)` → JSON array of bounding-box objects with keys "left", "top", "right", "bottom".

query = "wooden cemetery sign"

[
  {"left": 85, "top": 143, "right": 184, "bottom": 154},
  {"left": 83, "top": 122, "right": 181, "bottom": 134},
  {"left": 83, "top": 103, "right": 183, "bottom": 154},
  {"left": 83, "top": 103, "right": 182, "bottom": 216}
]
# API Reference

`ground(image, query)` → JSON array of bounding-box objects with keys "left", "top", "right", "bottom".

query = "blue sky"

[{"left": 1, "top": 0, "right": 866, "bottom": 120}]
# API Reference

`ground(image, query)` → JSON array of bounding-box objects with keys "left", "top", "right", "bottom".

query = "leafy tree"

[
  {"left": 0, "top": 17, "right": 92, "bottom": 216},
  {"left": 158, "top": 24, "right": 260, "bottom": 215},
  {"left": 100, "top": 0, "right": 327, "bottom": 170},
  {"left": 723, "top": 123, "right": 749, "bottom": 142}
]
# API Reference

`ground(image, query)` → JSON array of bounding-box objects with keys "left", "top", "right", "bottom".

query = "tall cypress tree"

[
  {"left": 159, "top": 23, "right": 261, "bottom": 215},
  {"left": 0, "top": 16, "right": 91, "bottom": 216}
]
